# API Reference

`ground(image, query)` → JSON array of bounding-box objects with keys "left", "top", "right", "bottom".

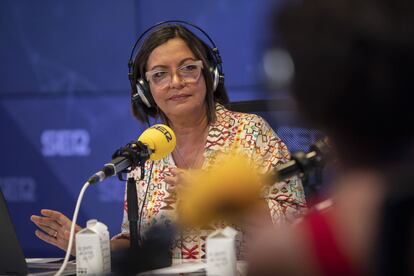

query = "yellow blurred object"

[{"left": 176, "top": 150, "right": 265, "bottom": 227}]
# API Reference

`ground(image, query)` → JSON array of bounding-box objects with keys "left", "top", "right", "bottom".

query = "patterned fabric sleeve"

[{"left": 253, "top": 116, "right": 307, "bottom": 224}]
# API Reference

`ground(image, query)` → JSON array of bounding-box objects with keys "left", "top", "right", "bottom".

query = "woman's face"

[{"left": 146, "top": 37, "right": 207, "bottom": 121}]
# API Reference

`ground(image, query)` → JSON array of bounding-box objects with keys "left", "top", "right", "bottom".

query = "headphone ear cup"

[
  {"left": 211, "top": 66, "right": 220, "bottom": 92},
  {"left": 134, "top": 78, "right": 155, "bottom": 108}
]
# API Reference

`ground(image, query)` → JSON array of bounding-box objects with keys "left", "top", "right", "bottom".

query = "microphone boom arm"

[{"left": 273, "top": 138, "right": 329, "bottom": 182}]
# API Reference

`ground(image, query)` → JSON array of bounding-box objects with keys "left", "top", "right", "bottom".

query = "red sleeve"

[{"left": 303, "top": 210, "right": 361, "bottom": 276}]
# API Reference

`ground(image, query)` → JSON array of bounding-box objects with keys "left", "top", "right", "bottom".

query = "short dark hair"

[
  {"left": 277, "top": 0, "right": 414, "bottom": 168},
  {"left": 130, "top": 24, "right": 229, "bottom": 124}
]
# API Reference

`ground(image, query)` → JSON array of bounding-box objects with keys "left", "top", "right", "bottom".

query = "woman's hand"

[
  {"left": 164, "top": 168, "right": 186, "bottom": 188},
  {"left": 31, "top": 209, "right": 82, "bottom": 256},
  {"left": 164, "top": 168, "right": 193, "bottom": 196},
  {"left": 164, "top": 167, "right": 200, "bottom": 197}
]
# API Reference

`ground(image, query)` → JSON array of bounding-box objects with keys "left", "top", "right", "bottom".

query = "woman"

[{"left": 31, "top": 23, "right": 306, "bottom": 259}]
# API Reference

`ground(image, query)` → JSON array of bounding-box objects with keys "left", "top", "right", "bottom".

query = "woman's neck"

[
  {"left": 168, "top": 105, "right": 209, "bottom": 144},
  {"left": 169, "top": 108, "right": 209, "bottom": 169},
  {"left": 169, "top": 113, "right": 209, "bottom": 145}
]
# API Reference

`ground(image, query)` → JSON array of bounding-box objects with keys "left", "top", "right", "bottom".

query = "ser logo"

[
  {"left": 41, "top": 129, "right": 91, "bottom": 156},
  {"left": 152, "top": 125, "right": 173, "bottom": 142}
]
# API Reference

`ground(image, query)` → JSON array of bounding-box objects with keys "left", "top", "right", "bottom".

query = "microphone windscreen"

[
  {"left": 138, "top": 124, "right": 176, "bottom": 160},
  {"left": 176, "top": 149, "right": 264, "bottom": 227}
]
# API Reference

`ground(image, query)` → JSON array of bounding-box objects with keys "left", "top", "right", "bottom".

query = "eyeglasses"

[{"left": 145, "top": 60, "right": 204, "bottom": 89}]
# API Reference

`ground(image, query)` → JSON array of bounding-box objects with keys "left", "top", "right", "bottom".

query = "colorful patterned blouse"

[{"left": 113, "top": 103, "right": 307, "bottom": 259}]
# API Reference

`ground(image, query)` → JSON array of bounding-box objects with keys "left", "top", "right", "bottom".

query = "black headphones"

[{"left": 127, "top": 20, "right": 224, "bottom": 110}]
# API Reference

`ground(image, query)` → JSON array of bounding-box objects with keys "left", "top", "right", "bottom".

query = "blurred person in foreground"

[
  {"left": 30, "top": 23, "right": 306, "bottom": 260},
  {"left": 247, "top": 0, "right": 414, "bottom": 275}
]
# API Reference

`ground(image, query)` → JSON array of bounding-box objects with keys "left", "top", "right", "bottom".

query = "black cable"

[{"left": 137, "top": 160, "right": 155, "bottom": 243}]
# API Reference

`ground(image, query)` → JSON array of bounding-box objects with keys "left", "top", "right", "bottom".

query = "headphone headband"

[{"left": 128, "top": 20, "right": 221, "bottom": 66}]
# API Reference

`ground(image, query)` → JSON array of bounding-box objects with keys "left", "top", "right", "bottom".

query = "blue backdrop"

[{"left": 0, "top": 0, "right": 322, "bottom": 257}]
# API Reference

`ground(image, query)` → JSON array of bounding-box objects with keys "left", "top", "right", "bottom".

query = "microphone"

[
  {"left": 273, "top": 138, "right": 330, "bottom": 182},
  {"left": 88, "top": 124, "right": 176, "bottom": 184}
]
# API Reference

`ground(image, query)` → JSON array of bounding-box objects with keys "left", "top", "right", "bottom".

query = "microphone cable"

[
  {"left": 54, "top": 180, "right": 91, "bottom": 276},
  {"left": 137, "top": 160, "right": 155, "bottom": 244}
]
